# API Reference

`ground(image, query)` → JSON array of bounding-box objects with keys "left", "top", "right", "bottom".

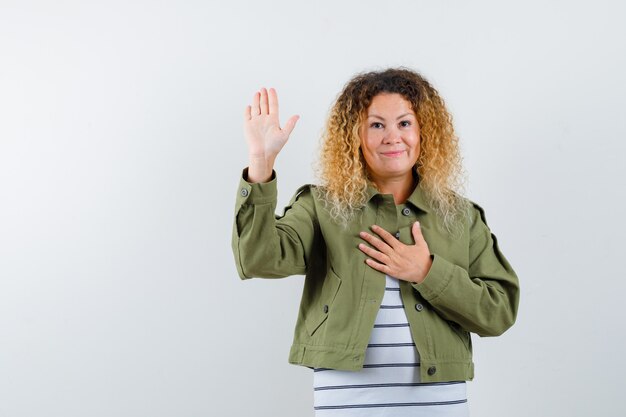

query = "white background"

[{"left": 1, "top": 1, "right": 625, "bottom": 416}]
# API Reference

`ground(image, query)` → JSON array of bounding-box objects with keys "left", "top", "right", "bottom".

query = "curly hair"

[{"left": 316, "top": 67, "right": 469, "bottom": 234}]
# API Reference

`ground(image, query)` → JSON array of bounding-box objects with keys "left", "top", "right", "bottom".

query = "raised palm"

[{"left": 243, "top": 88, "right": 299, "bottom": 182}]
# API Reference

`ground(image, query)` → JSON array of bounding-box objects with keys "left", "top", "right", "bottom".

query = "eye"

[
  {"left": 399, "top": 120, "right": 411, "bottom": 128},
  {"left": 370, "top": 122, "right": 384, "bottom": 129}
]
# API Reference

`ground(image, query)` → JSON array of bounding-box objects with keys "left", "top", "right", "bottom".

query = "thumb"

[
  {"left": 282, "top": 115, "right": 300, "bottom": 136},
  {"left": 411, "top": 221, "right": 424, "bottom": 244}
]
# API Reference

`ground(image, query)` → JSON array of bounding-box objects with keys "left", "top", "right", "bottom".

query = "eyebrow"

[{"left": 367, "top": 113, "right": 414, "bottom": 121}]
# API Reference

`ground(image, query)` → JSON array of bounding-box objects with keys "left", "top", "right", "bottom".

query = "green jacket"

[{"left": 232, "top": 168, "right": 519, "bottom": 382}]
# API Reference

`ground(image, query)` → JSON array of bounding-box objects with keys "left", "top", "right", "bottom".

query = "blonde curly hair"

[{"left": 316, "top": 67, "right": 469, "bottom": 235}]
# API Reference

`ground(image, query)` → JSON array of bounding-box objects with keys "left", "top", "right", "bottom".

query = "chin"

[{"left": 378, "top": 168, "right": 413, "bottom": 179}]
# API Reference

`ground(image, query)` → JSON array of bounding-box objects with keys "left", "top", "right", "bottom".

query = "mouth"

[{"left": 380, "top": 150, "right": 405, "bottom": 158}]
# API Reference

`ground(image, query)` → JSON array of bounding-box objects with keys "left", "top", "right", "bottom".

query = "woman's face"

[{"left": 360, "top": 93, "right": 420, "bottom": 184}]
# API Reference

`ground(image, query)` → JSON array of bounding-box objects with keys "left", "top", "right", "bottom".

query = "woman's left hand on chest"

[{"left": 358, "top": 222, "right": 432, "bottom": 284}]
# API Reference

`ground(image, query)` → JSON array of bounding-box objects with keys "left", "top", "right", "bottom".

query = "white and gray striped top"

[{"left": 313, "top": 275, "right": 469, "bottom": 416}]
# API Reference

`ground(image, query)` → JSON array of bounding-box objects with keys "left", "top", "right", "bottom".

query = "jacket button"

[
  {"left": 401, "top": 207, "right": 411, "bottom": 216},
  {"left": 415, "top": 303, "right": 424, "bottom": 312},
  {"left": 427, "top": 366, "right": 437, "bottom": 376},
  {"left": 323, "top": 305, "right": 329, "bottom": 314},
  {"left": 240, "top": 188, "right": 249, "bottom": 197},
  {"left": 395, "top": 231, "right": 400, "bottom": 239}
]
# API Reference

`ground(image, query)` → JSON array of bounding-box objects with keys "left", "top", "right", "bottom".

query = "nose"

[{"left": 382, "top": 126, "right": 402, "bottom": 144}]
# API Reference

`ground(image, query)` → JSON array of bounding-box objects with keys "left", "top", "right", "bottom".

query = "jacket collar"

[{"left": 365, "top": 173, "right": 430, "bottom": 213}]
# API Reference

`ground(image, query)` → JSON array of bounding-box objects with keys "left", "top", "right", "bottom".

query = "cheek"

[
  {"left": 361, "top": 146, "right": 375, "bottom": 167},
  {"left": 412, "top": 135, "right": 421, "bottom": 159},
  {"left": 361, "top": 136, "right": 378, "bottom": 158}
]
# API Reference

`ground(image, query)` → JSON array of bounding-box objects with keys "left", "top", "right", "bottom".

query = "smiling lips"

[{"left": 381, "top": 150, "right": 406, "bottom": 157}]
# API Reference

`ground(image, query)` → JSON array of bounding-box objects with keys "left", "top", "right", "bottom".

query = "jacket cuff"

[
  {"left": 411, "top": 253, "right": 455, "bottom": 301},
  {"left": 237, "top": 167, "right": 278, "bottom": 206}
]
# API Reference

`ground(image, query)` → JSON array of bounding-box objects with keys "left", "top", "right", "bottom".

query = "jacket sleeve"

[
  {"left": 411, "top": 201, "right": 520, "bottom": 337},
  {"left": 231, "top": 168, "right": 318, "bottom": 279}
]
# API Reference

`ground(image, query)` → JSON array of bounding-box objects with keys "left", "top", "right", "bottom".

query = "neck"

[{"left": 371, "top": 172, "right": 416, "bottom": 204}]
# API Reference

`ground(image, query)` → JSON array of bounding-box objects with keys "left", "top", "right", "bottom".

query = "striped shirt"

[{"left": 313, "top": 275, "right": 469, "bottom": 416}]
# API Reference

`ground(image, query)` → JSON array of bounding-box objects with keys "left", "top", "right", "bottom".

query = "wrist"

[
  {"left": 247, "top": 155, "right": 276, "bottom": 183},
  {"left": 412, "top": 254, "right": 433, "bottom": 284}
]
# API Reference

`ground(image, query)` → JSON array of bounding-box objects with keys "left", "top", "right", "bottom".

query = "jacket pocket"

[
  {"left": 448, "top": 321, "right": 472, "bottom": 352},
  {"left": 304, "top": 268, "right": 342, "bottom": 336}
]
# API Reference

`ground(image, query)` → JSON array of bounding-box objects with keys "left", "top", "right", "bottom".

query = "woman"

[{"left": 232, "top": 68, "right": 520, "bottom": 416}]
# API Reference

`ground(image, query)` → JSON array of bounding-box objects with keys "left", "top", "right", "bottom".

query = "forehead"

[{"left": 366, "top": 93, "right": 415, "bottom": 115}]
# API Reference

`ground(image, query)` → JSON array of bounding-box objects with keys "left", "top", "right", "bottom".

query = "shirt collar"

[{"left": 365, "top": 175, "right": 430, "bottom": 213}]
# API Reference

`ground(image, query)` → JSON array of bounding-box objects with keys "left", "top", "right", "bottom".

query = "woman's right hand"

[{"left": 244, "top": 87, "right": 299, "bottom": 183}]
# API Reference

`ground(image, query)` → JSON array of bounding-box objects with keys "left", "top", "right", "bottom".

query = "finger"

[
  {"left": 244, "top": 105, "right": 251, "bottom": 121},
  {"left": 359, "top": 231, "right": 391, "bottom": 254},
  {"left": 268, "top": 88, "right": 279, "bottom": 115},
  {"left": 365, "top": 258, "right": 392, "bottom": 275},
  {"left": 251, "top": 91, "right": 261, "bottom": 115},
  {"left": 358, "top": 243, "right": 390, "bottom": 264},
  {"left": 411, "top": 221, "right": 424, "bottom": 245},
  {"left": 370, "top": 225, "right": 400, "bottom": 249},
  {"left": 282, "top": 115, "right": 300, "bottom": 136},
  {"left": 260, "top": 87, "right": 269, "bottom": 114}
]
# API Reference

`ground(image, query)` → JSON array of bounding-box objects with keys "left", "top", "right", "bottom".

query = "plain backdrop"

[{"left": 1, "top": 1, "right": 625, "bottom": 416}]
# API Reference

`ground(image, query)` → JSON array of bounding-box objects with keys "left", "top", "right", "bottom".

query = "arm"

[
  {"left": 358, "top": 201, "right": 519, "bottom": 336},
  {"left": 412, "top": 202, "right": 520, "bottom": 337},
  {"left": 232, "top": 88, "right": 312, "bottom": 278},
  {"left": 232, "top": 169, "right": 317, "bottom": 279}
]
